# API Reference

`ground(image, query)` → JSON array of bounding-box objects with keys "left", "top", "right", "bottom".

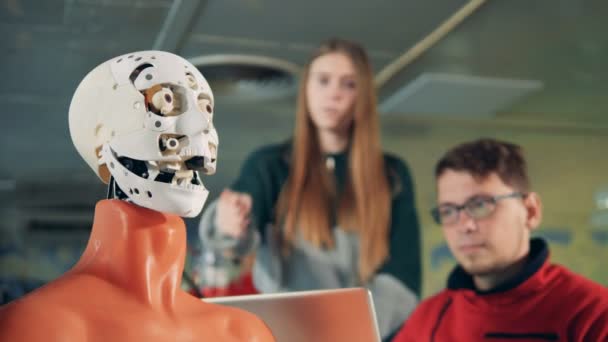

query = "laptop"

[{"left": 203, "top": 287, "right": 381, "bottom": 342}]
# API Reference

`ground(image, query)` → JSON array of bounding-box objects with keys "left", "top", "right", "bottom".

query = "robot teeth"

[
  {"left": 167, "top": 176, "right": 204, "bottom": 191},
  {"left": 178, "top": 148, "right": 190, "bottom": 157},
  {"left": 178, "top": 148, "right": 205, "bottom": 158},
  {"left": 171, "top": 182, "right": 203, "bottom": 191}
]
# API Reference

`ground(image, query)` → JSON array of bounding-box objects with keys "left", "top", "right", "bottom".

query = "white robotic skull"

[{"left": 69, "top": 51, "right": 218, "bottom": 217}]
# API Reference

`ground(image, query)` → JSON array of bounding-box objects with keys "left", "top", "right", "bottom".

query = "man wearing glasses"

[{"left": 393, "top": 138, "right": 608, "bottom": 341}]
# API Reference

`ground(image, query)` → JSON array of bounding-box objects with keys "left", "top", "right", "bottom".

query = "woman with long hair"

[{"left": 200, "top": 38, "right": 421, "bottom": 339}]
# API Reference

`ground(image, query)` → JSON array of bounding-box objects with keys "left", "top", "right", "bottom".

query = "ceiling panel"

[{"left": 379, "top": 0, "right": 608, "bottom": 125}]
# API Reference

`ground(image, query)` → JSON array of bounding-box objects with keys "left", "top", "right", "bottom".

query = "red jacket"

[{"left": 394, "top": 239, "right": 608, "bottom": 341}]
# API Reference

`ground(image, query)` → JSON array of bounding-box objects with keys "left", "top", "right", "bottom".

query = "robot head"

[{"left": 69, "top": 51, "right": 218, "bottom": 217}]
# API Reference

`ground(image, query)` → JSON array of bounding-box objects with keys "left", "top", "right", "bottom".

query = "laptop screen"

[{"left": 203, "top": 288, "right": 381, "bottom": 342}]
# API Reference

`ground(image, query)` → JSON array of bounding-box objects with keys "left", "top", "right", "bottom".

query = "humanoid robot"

[{"left": 0, "top": 51, "right": 275, "bottom": 341}]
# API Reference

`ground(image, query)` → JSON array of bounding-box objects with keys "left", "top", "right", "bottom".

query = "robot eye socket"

[
  {"left": 144, "top": 84, "right": 186, "bottom": 116},
  {"left": 197, "top": 93, "right": 213, "bottom": 115}
]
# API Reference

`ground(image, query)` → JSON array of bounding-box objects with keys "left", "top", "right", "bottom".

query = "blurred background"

[{"left": 1, "top": 0, "right": 607, "bottom": 302}]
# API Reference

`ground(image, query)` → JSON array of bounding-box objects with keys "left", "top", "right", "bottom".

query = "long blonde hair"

[{"left": 276, "top": 38, "right": 391, "bottom": 283}]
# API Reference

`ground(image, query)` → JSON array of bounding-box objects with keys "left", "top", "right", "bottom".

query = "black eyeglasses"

[{"left": 431, "top": 192, "right": 526, "bottom": 225}]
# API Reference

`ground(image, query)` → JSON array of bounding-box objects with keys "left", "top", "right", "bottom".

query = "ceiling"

[{"left": 1, "top": 0, "right": 607, "bottom": 222}]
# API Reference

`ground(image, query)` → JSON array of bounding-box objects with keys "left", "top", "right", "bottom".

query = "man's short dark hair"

[{"left": 435, "top": 138, "right": 530, "bottom": 192}]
